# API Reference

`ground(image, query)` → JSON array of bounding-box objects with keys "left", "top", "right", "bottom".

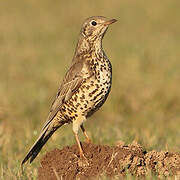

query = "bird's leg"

[
  {"left": 73, "top": 131, "right": 89, "bottom": 167},
  {"left": 72, "top": 116, "right": 87, "bottom": 161},
  {"left": 80, "top": 124, "right": 91, "bottom": 144},
  {"left": 73, "top": 132, "right": 86, "bottom": 159}
]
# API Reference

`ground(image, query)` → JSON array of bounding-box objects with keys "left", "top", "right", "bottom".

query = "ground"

[{"left": 38, "top": 142, "right": 180, "bottom": 180}]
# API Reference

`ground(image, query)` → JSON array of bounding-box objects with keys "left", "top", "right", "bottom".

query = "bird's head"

[
  {"left": 74, "top": 16, "right": 117, "bottom": 57},
  {"left": 80, "top": 16, "right": 117, "bottom": 42}
]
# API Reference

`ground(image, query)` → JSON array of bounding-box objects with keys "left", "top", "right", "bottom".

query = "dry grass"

[{"left": 0, "top": 0, "right": 180, "bottom": 179}]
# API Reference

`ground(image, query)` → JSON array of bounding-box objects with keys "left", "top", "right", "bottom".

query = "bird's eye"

[{"left": 91, "top": 21, "right": 97, "bottom": 26}]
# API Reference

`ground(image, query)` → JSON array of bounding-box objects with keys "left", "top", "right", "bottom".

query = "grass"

[{"left": 0, "top": 0, "right": 180, "bottom": 179}]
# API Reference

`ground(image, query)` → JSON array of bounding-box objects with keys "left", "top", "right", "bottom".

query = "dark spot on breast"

[
  {"left": 67, "top": 108, "right": 73, "bottom": 114},
  {"left": 86, "top": 85, "right": 90, "bottom": 90},
  {"left": 92, "top": 91, "right": 104, "bottom": 101},
  {"left": 89, "top": 92, "right": 93, "bottom": 97},
  {"left": 64, "top": 115, "right": 69, "bottom": 120},
  {"left": 80, "top": 94, "right": 85, "bottom": 100},
  {"left": 76, "top": 103, "right": 81, "bottom": 107},
  {"left": 95, "top": 84, "right": 99, "bottom": 88},
  {"left": 94, "top": 96, "right": 104, "bottom": 105},
  {"left": 74, "top": 95, "right": 77, "bottom": 102},
  {"left": 61, "top": 108, "right": 66, "bottom": 113}
]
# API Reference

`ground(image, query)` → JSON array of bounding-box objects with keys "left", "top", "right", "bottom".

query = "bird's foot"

[
  {"left": 85, "top": 137, "right": 92, "bottom": 144},
  {"left": 78, "top": 153, "right": 89, "bottom": 167}
]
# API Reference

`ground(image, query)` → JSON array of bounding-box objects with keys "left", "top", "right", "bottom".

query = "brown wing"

[{"left": 42, "top": 61, "right": 84, "bottom": 130}]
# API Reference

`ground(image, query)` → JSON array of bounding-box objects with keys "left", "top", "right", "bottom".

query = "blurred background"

[{"left": 0, "top": 0, "right": 180, "bottom": 179}]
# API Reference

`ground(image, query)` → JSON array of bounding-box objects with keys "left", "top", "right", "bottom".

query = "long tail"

[{"left": 21, "top": 122, "right": 64, "bottom": 165}]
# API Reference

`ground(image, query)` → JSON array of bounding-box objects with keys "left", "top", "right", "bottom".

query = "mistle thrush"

[{"left": 22, "top": 16, "right": 117, "bottom": 165}]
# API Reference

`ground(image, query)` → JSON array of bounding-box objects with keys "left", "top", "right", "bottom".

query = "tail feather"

[{"left": 21, "top": 123, "right": 63, "bottom": 165}]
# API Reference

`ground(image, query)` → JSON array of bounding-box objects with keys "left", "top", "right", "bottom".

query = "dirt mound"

[{"left": 38, "top": 142, "right": 180, "bottom": 180}]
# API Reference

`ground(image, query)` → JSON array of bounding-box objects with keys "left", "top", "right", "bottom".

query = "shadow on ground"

[{"left": 38, "top": 142, "right": 180, "bottom": 179}]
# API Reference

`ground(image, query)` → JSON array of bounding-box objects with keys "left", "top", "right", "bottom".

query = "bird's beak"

[{"left": 104, "top": 19, "right": 117, "bottom": 26}]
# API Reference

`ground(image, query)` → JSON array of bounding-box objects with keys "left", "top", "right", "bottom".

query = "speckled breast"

[{"left": 60, "top": 56, "right": 112, "bottom": 122}]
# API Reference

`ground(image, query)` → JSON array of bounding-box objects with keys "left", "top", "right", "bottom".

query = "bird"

[{"left": 21, "top": 16, "right": 117, "bottom": 165}]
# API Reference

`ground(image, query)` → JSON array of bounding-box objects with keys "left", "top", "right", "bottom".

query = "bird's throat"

[{"left": 74, "top": 35, "right": 103, "bottom": 58}]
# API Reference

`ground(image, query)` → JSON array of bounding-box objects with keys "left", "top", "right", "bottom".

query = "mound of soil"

[{"left": 38, "top": 142, "right": 180, "bottom": 180}]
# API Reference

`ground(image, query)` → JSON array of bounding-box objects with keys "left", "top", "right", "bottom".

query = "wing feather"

[{"left": 42, "top": 61, "right": 84, "bottom": 130}]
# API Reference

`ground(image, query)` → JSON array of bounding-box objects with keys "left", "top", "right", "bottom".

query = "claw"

[
  {"left": 78, "top": 153, "right": 89, "bottom": 167},
  {"left": 85, "top": 137, "right": 92, "bottom": 144}
]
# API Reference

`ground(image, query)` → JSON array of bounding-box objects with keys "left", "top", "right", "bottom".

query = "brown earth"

[{"left": 38, "top": 142, "right": 180, "bottom": 180}]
